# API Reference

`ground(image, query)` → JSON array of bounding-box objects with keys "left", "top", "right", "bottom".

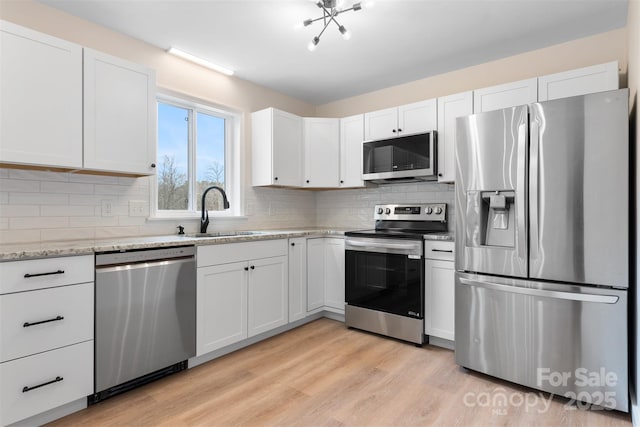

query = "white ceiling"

[{"left": 38, "top": 0, "right": 628, "bottom": 105}]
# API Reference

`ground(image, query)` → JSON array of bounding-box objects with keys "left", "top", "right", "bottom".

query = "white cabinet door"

[
  {"left": 364, "top": 107, "right": 397, "bottom": 140},
  {"left": 248, "top": 256, "right": 288, "bottom": 337},
  {"left": 473, "top": 78, "right": 537, "bottom": 113},
  {"left": 538, "top": 61, "right": 618, "bottom": 102},
  {"left": 303, "top": 118, "right": 340, "bottom": 188},
  {"left": 306, "top": 238, "right": 325, "bottom": 312},
  {"left": 0, "top": 21, "right": 82, "bottom": 169},
  {"left": 339, "top": 114, "right": 365, "bottom": 188},
  {"left": 251, "top": 108, "right": 303, "bottom": 187},
  {"left": 323, "top": 238, "right": 345, "bottom": 313},
  {"left": 83, "top": 48, "right": 156, "bottom": 175},
  {"left": 196, "top": 262, "right": 247, "bottom": 356},
  {"left": 398, "top": 98, "right": 437, "bottom": 136},
  {"left": 437, "top": 91, "right": 473, "bottom": 183},
  {"left": 288, "top": 238, "right": 307, "bottom": 323},
  {"left": 425, "top": 259, "right": 455, "bottom": 341}
]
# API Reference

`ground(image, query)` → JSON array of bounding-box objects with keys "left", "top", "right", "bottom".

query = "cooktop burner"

[{"left": 345, "top": 203, "right": 449, "bottom": 239}]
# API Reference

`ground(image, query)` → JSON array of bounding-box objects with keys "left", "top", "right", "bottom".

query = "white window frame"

[{"left": 151, "top": 92, "right": 242, "bottom": 219}]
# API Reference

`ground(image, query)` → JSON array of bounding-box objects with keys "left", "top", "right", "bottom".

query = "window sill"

[{"left": 147, "top": 213, "right": 248, "bottom": 222}]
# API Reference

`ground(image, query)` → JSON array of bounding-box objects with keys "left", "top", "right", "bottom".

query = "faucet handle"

[
  {"left": 200, "top": 210, "right": 210, "bottom": 233},
  {"left": 177, "top": 225, "right": 185, "bottom": 235}
]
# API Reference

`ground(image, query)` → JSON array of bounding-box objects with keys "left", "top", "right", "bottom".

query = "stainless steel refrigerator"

[{"left": 454, "top": 89, "right": 629, "bottom": 411}]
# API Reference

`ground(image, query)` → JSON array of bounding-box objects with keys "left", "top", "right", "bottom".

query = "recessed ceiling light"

[{"left": 167, "top": 47, "right": 234, "bottom": 76}]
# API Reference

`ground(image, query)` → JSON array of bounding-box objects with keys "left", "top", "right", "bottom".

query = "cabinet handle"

[
  {"left": 150, "top": 163, "right": 156, "bottom": 168},
  {"left": 24, "top": 270, "right": 64, "bottom": 279},
  {"left": 392, "top": 129, "right": 397, "bottom": 133},
  {"left": 250, "top": 265, "right": 255, "bottom": 270},
  {"left": 291, "top": 242, "right": 295, "bottom": 247},
  {"left": 23, "top": 315, "right": 64, "bottom": 328},
  {"left": 274, "top": 177, "right": 278, "bottom": 181},
  {"left": 306, "top": 180, "right": 310, "bottom": 184},
  {"left": 23, "top": 376, "right": 64, "bottom": 393},
  {"left": 438, "top": 173, "right": 443, "bottom": 177},
  {"left": 340, "top": 180, "right": 344, "bottom": 184},
  {"left": 431, "top": 249, "right": 453, "bottom": 253},
  {"left": 398, "top": 128, "right": 402, "bottom": 132},
  {"left": 244, "top": 266, "right": 249, "bottom": 271}
]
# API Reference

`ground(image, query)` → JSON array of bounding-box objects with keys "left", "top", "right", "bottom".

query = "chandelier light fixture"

[{"left": 302, "top": 0, "right": 363, "bottom": 51}]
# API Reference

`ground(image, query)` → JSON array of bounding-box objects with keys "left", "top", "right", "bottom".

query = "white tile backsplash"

[{"left": 0, "top": 167, "right": 455, "bottom": 244}]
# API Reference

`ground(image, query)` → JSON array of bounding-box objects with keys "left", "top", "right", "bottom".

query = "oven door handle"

[{"left": 345, "top": 240, "right": 422, "bottom": 256}]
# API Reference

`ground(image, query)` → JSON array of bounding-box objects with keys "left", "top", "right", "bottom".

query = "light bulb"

[
  {"left": 339, "top": 25, "right": 351, "bottom": 40},
  {"left": 308, "top": 36, "right": 320, "bottom": 51}
]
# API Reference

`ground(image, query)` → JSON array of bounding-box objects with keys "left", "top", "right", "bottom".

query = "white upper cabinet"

[
  {"left": 538, "top": 61, "right": 618, "bottom": 101},
  {"left": 363, "top": 107, "right": 397, "bottom": 140},
  {"left": 83, "top": 49, "right": 157, "bottom": 175},
  {"left": 436, "top": 91, "right": 473, "bottom": 183},
  {"left": 339, "top": 114, "right": 365, "bottom": 188},
  {"left": 364, "top": 99, "right": 437, "bottom": 140},
  {"left": 0, "top": 21, "right": 83, "bottom": 169},
  {"left": 252, "top": 108, "right": 303, "bottom": 187},
  {"left": 473, "top": 78, "right": 538, "bottom": 113},
  {"left": 303, "top": 118, "right": 340, "bottom": 188},
  {"left": 398, "top": 99, "right": 437, "bottom": 135}
]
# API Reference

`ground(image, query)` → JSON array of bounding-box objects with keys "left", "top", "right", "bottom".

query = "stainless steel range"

[{"left": 344, "top": 203, "right": 448, "bottom": 345}]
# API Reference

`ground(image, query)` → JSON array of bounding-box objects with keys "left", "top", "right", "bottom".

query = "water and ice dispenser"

[{"left": 466, "top": 190, "right": 516, "bottom": 248}]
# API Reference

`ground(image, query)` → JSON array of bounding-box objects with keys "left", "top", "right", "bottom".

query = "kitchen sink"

[{"left": 183, "top": 231, "right": 268, "bottom": 238}]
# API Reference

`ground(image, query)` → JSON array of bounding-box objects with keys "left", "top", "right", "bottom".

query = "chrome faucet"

[{"left": 200, "top": 186, "right": 230, "bottom": 233}]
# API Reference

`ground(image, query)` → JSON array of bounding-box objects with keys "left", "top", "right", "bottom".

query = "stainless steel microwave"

[{"left": 362, "top": 131, "right": 437, "bottom": 183}]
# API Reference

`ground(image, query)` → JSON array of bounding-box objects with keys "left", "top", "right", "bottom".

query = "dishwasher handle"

[{"left": 96, "top": 256, "right": 194, "bottom": 273}]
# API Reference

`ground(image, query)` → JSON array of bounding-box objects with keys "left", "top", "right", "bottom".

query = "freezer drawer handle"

[
  {"left": 22, "top": 376, "right": 64, "bottom": 393},
  {"left": 24, "top": 270, "right": 65, "bottom": 278},
  {"left": 458, "top": 277, "right": 619, "bottom": 304},
  {"left": 23, "top": 315, "right": 64, "bottom": 328},
  {"left": 432, "top": 249, "right": 453, "bottom": 253}
]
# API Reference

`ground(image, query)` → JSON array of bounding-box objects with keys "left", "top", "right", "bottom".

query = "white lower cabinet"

[
  {"left": 196, "top": 240, "right": 288, "bottom": 356},
  {"left": 306, "top": 238, "right": 325, "bottom": 313},
  {"left": 307, "top": 237, "right": 345, "bottom": 314},
  {"left": 288, "top": 238, "right": 308, "bottom": 323},
  {"left": 196, "top": 261, "right": 248, "bottom": 356},
  {"left": 424, "top": 241, "right": 455, "bottom": 342},
  {"left": 0, "top": 255, "right": 94, "bottom": 427}
]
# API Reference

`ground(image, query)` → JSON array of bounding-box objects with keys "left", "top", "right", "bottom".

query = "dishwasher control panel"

[{"left": 96, "top": 245, "right": 195, "bottom": 266}]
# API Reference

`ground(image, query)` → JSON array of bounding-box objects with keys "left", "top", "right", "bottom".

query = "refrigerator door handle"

[
  {"left": 529, "top": 118, "right": 540, "bottom": 262},
  {"left": 458, "top": 277, "right": 619, "bottom": 304},
  {"left": 516, "top": 122, "right": 527, "bottom": 261}
]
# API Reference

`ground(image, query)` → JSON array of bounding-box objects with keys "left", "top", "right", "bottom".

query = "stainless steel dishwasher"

[{"left": 92, "top": 246, "right": 196, "bottom": 403}]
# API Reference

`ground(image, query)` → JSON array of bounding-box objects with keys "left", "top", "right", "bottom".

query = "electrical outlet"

[
  {"left": 129, "top": 200, "right": 148, "bottom": 217},
  {"left": 101, "top": 200, "right": 115, "bottom": 217}
]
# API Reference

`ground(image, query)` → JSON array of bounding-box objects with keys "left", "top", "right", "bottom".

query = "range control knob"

[
  {"left": 377, "top": 208, "right": 384, "bottom": 214},
  {"left": 425, "top": 207, "right": 433, "bottom": 215},
  {"left": 435, "top": 206, "right": 443, "bottom": 215},
  {"left": 385, "top": 208, "right": 391, "bottom": 214}
]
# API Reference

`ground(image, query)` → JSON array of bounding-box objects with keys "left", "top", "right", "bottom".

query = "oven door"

[{"left": 345, "top": 237, "right": 424, "bottom": 318}]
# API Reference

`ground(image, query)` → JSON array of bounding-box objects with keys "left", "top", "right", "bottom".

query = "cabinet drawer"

[
  {"left": 0, "top": 255, "right": 94, "bottom": 294},
  {"left": 0, "top": 340, "right": 93, "bottom": 426},
  {"left": 0, "top": 282, "right": 94, "bottom": 363},
  {"left": 197, "top": 239, "right": 287, "bottom": 267},
  {"left": 424, "top": 241, "right": 455, "bottom": 261}
]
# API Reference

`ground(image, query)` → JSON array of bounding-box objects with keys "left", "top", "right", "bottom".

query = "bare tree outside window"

[{"left": 158, "top": 155, "right": 188, "bottom": 210}]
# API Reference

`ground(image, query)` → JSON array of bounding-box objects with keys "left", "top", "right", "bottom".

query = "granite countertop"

[
  {"left": 0, "top": 229, "right": 349, "bottom": 261},
  {"left": 0, "top": 228, "right": 454, "bottom": 261}
]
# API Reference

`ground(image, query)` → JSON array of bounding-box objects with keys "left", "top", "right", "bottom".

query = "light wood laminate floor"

[{"left": 49, "top": 319, "right": 631, "bottom": 426}]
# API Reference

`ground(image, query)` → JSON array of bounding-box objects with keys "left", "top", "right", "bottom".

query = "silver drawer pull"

[
  {"left": 22, "top": 376, "right": 64, "bottom": 393},
  {"left": 23, "top": 315, "right": 64, "bottom": 328},
  {"left": 432, "top": 249, "right": 453, "bottom": 253},
  {"left": 24, "top": 270, "right": 65, "bottom": 278}
]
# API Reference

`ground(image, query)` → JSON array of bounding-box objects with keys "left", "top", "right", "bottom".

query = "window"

[{"left": 154, "top": 94, "right": 239, "bottom": 217}]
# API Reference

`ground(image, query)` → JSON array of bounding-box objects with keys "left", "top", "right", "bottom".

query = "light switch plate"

[{"left": 129, "top": 200, "right": 148, "bottom": 217}]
